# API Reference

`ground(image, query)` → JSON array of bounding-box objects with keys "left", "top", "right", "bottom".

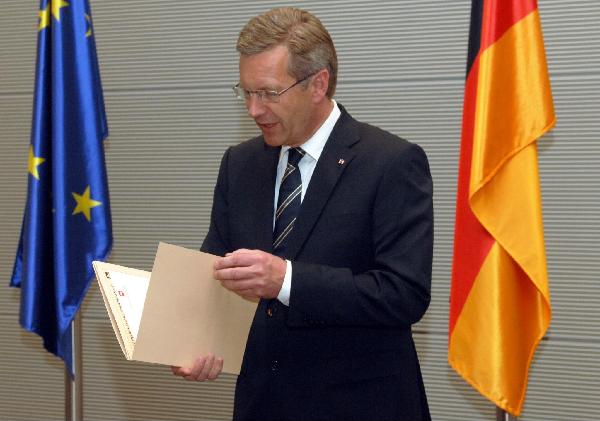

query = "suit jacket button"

[
  {"left": 266, "top": 307, "right": 274, "bottom": 317},
  {"left": 271, "top": 360, "right": 279, "bottom": 371}
]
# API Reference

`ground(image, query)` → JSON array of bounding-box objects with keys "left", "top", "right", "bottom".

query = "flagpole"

[
  {"left": 496, "top": 406, "right": 517, "bottom": 421},
  {"left": 65, "top": 312, "right": 83, "bottom": 421}
]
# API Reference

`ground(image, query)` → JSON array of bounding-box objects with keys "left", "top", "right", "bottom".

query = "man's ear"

[{"left": 311, "top": 69, "right": 330, "bottom": 102}]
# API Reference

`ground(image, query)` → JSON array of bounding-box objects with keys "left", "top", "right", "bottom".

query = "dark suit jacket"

[{"left": 202, "top": 105, "right": 433, "bottom": 421}]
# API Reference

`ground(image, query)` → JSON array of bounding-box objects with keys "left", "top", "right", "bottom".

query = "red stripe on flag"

[
  {"left": 481, "top": 0, "right": 538, "bottom": 50},
  {"left": 449, "top": 54, "right": 494, "bottom": 335}
]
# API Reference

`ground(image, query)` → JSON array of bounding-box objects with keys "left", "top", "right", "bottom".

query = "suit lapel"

[
  {"left": 251, "top": 142, "right": 280, "bottom": 253},
  {"left": 286, "top": 108, "right": 360, "bottom": 259}
]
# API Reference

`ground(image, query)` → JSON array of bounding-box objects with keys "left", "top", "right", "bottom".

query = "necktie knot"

[{"left": 287, "top": 147, "right": 305, "bottom": 167}]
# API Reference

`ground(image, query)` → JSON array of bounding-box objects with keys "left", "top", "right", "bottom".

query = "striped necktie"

[{"left": 273, "top": 147, "right": 305, "bottom": 257}]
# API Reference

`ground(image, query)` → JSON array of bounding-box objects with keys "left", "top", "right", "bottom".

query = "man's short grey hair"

[{"left": 236, "top": 7, "right": 338, "bottom": 98}]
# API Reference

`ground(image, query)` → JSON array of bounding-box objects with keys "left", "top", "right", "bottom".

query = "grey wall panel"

[
  {"left": 91, "top": 1, "right": 470, "bottom": 91},
  {"left": 0, "top": 315, "right": 64, "bottom": 420},
  {"left": 521, "top": 340, "right": 600, "bottom": 421},
  {"left": 1, "top": 0, "right": 600, "bottom": 420},
  {"left": 82, "top": 317, "right": 235, "bottom": 421},
  {"left": 0, "top": 93, "right": 30, "bottom": 313},
  {"left": 541, "top": 1, "right": 600, "bottom": 76},
  {"left": 0, "top": 1, "right": 36, "bottom": 94},
  {"left": 537, "top": 75, "right": 600, "bottom": 342}
]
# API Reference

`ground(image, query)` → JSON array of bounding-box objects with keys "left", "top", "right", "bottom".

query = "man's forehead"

[{"left": 239, "top": 45, "right": 293, "bottom": 86}]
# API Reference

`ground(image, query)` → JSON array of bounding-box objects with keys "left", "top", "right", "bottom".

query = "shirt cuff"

[{"left": 277, "top": 260, "right": 292, "bottom": 306}]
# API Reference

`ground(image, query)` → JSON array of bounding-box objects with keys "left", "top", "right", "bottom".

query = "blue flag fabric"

[{"left": 11, "top": 0, "right": 112, "bottom": 375}]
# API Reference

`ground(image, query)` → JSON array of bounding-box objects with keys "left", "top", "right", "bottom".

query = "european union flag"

[{"left": 11, "top": 0, "right": 112, "bottom": 375}]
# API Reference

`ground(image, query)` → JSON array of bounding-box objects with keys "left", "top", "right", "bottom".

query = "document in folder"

[{"left": 92, "top": 242, "right": 257, "bottom": 374}]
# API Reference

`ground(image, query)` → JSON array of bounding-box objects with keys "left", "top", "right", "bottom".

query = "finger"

[
  {"left": 171, "top": 365, "right": 188, "bottom": 376},
  {"left": 214, "top": 251, "right": 259, "bottom": 270},
  {"left": 230, "top": 248, "right": 255, "bottom": 255},
  {"left": 197, "top": 354, "right": 215, "bottom": 381},
  {"left": 220, "top": 278, "right": 256, "bottom": 290},
  {"left": 214, "top": 267, "right": 257, "bottom": 282},
  {"left": 184, "top": 356, "right": 206, "bottom": 381},
  {"left": 207, "top": 357, "right": 224, "bottom": 380},
  {"left": 219, "top": 280, "right": 259, "bottom": 299}
]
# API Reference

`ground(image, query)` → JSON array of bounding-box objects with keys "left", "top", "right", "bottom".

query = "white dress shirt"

[{"left": 275, "top": 100, "right": 341, "bottom": 305}]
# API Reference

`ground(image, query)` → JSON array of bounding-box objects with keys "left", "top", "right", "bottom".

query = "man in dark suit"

[{"left": 172, "top": 7, "right": 433, "bottom": 421}]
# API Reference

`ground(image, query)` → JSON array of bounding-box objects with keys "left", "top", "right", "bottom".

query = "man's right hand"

[{"left": 171, "top": 353, "right": 224, "bottom": 381}]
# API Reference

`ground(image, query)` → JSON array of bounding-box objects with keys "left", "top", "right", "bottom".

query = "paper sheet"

[{"left": 109, "top": 271, "right": 150, "bottom": 341}]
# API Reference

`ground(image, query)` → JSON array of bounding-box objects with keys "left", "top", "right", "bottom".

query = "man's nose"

[{"left": 246, "top": 96, "right": 266, "bottom": 119}]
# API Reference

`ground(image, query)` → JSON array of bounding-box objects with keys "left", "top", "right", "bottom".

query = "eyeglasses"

[{"left": 233, "top": 72, "right": 318, "bottom": 104}]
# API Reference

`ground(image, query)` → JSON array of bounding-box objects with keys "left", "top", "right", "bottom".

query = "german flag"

[{"left": 449, "top": 0, "right": 555, "bottom": 416}]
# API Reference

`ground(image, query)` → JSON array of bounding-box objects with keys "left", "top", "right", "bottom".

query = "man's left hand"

[{"left": 214, "top": 249, "right": 287, "bottom": 300}]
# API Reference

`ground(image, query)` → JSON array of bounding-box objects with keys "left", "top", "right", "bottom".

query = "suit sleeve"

[
  {"left": 200, "top": 147, "right": 232, "bottom": 257},
  {"left": 287, "top": 144, "right": 433, "bottom": 328}
]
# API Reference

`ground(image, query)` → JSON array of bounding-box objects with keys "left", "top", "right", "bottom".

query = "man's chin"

[{"left": 262, "top": 135, "right": 284, "bottom": 147}]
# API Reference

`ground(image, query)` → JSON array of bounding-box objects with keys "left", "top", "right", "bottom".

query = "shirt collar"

[{"left": 282, "top": 100, "right": 341, "bottom": 162}]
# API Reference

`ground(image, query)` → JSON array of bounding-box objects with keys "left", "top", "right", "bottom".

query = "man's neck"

[
  {"left": 289, "top": 99, "right": 334, "bottom": 147},
  {"left": 314, "top": 99, "right": 335, "bottom": 129}
]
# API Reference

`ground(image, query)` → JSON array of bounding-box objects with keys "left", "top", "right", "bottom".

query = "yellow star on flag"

[
  {"left": 38, "top": 0, "right": 69, "bottom": 31},
  {"left": 38, "top": 6, "right": 50, "bottom": 31},
  {"left": 51, "top": 0, "right": 69, "bottom": 21},
  {"left": 28, "top": 146, "right": 46, "bottom": 180},
  {"left": 72, "top": 186, "right": 102, "bottom": 222},
  {"left": 85, "top": 13, "right": 93, "bottom": 37}
]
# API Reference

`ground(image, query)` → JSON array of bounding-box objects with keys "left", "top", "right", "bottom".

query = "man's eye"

[{"left": 264, "top": 91, "right": 279, "bottom": 99}]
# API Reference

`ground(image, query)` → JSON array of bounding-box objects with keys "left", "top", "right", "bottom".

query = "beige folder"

[{"left": 92, "top": 242, "right": 257, "bottom": 375}]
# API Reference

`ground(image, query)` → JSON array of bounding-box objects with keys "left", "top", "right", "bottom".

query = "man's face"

[{"left": 239, "top": 45, "right": 315, "bottom": 147}]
